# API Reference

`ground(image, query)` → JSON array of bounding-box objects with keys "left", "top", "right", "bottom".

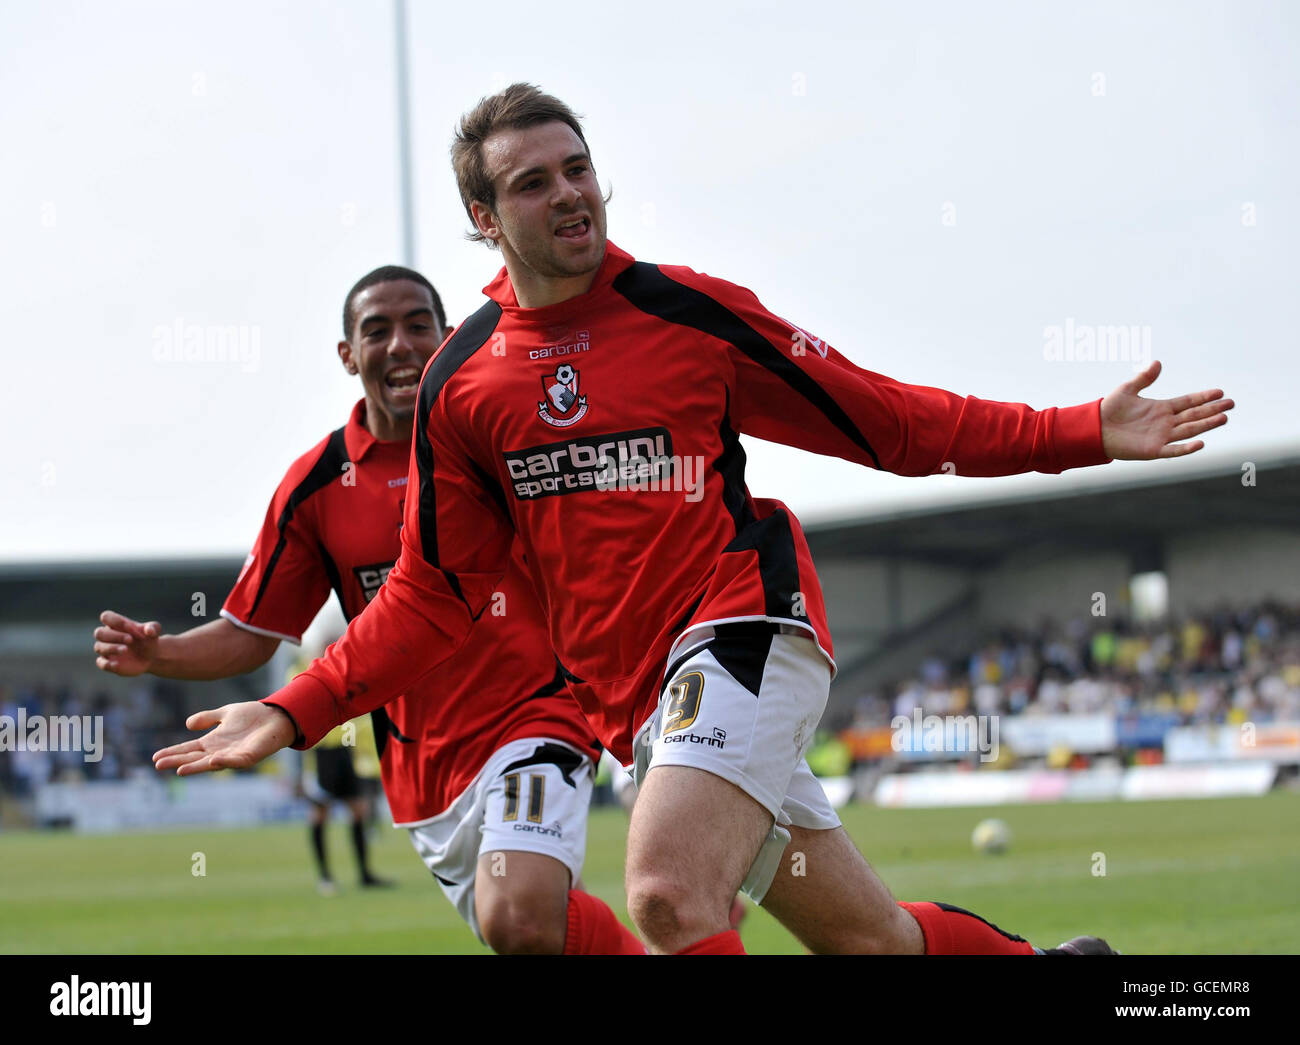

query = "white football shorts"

[
  {"left": 631, "top": 625, "right": 841, "bottom": 902},
  {"left": 406, "top": 737, "right": 593, "bottom": 942}
]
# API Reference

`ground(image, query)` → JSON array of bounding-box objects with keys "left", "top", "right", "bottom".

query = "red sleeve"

[
  {"left": 221, "top": 442, "right": 334, "bottom": 644},
  {"left": 660, "top": 266, "right": 1111, "bottom": 477},
  {"left": 264, "top": 373, "right": 515, "bottom": 749}
]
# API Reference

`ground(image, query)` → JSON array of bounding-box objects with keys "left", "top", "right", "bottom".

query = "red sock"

[
  {"left": 675, "top": 929, "right": 747, "bottom": 955},
  {"left": 563, "top": 890, "right": 646, "bottom": 955},
  {"left": 899, "top": 901, "right": 1035, "bottom": 955}
]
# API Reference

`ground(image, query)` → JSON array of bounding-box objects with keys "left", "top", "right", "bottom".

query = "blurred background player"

[
  {"left": 289, "top": 640, "right": 391, "bottom": 894},
  {"left": 98, "top": 265, "right": 641, "bottom": 953},
  {"left": 299, "top": 721, "right": 388, "bottom": 894}
]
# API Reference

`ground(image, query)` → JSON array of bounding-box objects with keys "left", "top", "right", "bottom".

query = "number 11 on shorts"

[{"left": 502, "top": 772, "right": 545, "bottom": 823}]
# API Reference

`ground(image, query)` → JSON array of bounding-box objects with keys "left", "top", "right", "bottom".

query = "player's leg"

[
  {"left": 610, "top": 750, "right": 749, "bottom": 934},
  {"left": 321, "top": 748, "right": 385, "bottom": 887},
  {"left": 304, "top": 753, "right": 339, "bottom": 892},
  {"left": 760, "top": 822, "right": 922, "bottom": 953},
  {"left": 314, "top": 748, "right": 356, "bottom": 882},
  {"left": 473, "top": 850, "right": 570, "bottom": 954},
  {"left": 345, "top": 795, "right": 392, "bottom": 888},
  {"left": 407, "top": 738, "right": 642, "bottom": 955},
  {"left": 473, "top": 742, "right": 588, "bottom": 953},
  {"left": 760, "top": 762, "right": 1036, "bottom": 954},
  {"left": 473, "top": 849, "right": 645, "bottom": 955},
  {"left": 754, "top": 753, "right": 920, "bottom": 952},
  {"left": 474, "top": 741, "right": 643, "bottom": 955},
  {"left": 624, "top": 627, "right": 832, "bottom": 953},
  {"left": 306, "top": 797, "right": 333, "bottom": 893},
  {"left": 762, "top": 825, "right": 1039, "bottom": 954},
  {"left": 625, "top": 765, "right": 770, "bottom": 953}
]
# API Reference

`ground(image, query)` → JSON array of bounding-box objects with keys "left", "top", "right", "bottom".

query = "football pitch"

[{"left": 3, "top": 791, "right": 1297, "bottom": 954}]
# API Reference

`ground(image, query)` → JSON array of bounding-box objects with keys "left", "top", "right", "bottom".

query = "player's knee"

[
  {"left": 477, "top": 892, "right": 565, "bottom": 955},
  {"left": 626, "top": 874, "right": 708, "bottom": 949}
]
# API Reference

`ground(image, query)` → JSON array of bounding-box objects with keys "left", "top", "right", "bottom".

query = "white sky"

[{"left": 3, "top": 0, "right": 1297, "bottom": 564}]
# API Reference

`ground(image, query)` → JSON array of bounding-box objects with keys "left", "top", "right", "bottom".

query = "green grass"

[{"left": 2, "top": 792, "right": 1297, "bottom": 953}]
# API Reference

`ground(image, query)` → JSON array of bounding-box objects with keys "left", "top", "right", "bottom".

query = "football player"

[{"left": 100, "top": 266, "right": 642, "bottom": 954}]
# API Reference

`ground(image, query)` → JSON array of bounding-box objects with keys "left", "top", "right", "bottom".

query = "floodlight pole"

[{"left": 395, "top": 0, "right": 416, "bottom": 267}]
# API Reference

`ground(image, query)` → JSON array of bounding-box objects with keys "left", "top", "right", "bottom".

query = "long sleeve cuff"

[
  {"left": 1049, "top": 399, "right": 1111, "bottom": 473},
  {"left": 262, "top": 672, "right": 345, "bottom": 750}
]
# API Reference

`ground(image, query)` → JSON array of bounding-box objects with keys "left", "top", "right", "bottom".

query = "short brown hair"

[{"left": 451, "top": 83, "right": 593, "bottom": 246}]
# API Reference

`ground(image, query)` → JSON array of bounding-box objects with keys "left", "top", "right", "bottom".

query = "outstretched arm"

[
  {"left": 1100, "top": 361, "right": 1232, "bottom": 460},
  {"left": 663, "top": 267, "right": 1232, "bottom": 475},
  {"left": 95, "top": 612, "right": 280, "bottom": 680}
]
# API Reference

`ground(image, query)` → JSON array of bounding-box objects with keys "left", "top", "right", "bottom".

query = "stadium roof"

[
  {"left": 0, "top": 556, "right": 244, "bottom": 626},
  {"left": 805, "top": 448, "right": 1300, "bottom": 569}
]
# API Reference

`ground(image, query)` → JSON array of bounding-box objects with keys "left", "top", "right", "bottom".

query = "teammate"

[
  {"left": 100, "top": 265, "right": 643, "bottom": 954},
  {"left": 155, "top": 86, "right": 1233, "bottom": 955}
]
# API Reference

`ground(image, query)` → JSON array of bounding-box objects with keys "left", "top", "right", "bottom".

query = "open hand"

[
  {"left": 1100, "top": 361, "right": 1233, "bottom": 460},
  {"left": 153, "top": 701, "right": 297, "bottom": 776}
]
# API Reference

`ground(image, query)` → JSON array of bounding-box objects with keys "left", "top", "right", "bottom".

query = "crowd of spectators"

[
  {"left": 0, "top": 678, "right": 187, "bottom": 797},
  {"left": 850, "top": 602, "right": 1300, "bottom": 731},
  {"left": 7, "top": 603, "right": 1300, "bottom": 798}
]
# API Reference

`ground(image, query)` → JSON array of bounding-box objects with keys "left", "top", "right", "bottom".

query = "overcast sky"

[{"left": 3, "top": 0, "right": 1296, "bottom": 566}]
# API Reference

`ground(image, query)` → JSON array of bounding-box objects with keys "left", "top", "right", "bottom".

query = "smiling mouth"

[
  {"left": 555, "top": 217, "right": 590, "bottom": 239},
  {"left": 385, "top": 367, "right": 420, "bottom": 392}
]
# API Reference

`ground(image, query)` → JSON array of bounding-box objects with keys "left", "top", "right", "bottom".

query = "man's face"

[
  {"left": 338, "top": 280, "right": 444, "bottom": 426},
  {"left": 473, "top": 121, "right": 608, "bottom": 293}
]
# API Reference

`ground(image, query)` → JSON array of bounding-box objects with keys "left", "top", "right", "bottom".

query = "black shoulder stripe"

[
  {"left": 612, "top": 262, "right": 882, "bottom": 470},
  {"left": 420, "top": 300, "right": 504, "bottom": 406},
  {"left": 319, "top": 540, "right": 345, "bottom": 618},
  {"left": 248, "top": 426, "right": 349, "bottom": 621},
  {"left": 414, "top": 300, "right": 503, "bottom": 572}
]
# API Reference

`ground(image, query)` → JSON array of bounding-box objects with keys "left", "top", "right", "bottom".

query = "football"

[{"left": 971, "top": 818, "right": 1012, "bottom": 854}]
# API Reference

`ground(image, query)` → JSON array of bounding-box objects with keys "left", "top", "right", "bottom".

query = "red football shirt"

[
  {"left": 224, "top": 399, "right": 599, "bottom": 824},
  {"left": 269, "top": 244, "right": 1110, "bottom": 765}
]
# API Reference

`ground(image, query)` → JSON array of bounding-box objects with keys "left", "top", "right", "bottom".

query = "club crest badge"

[{"left": 538, "top": 364, "right": 589, "bottom": 428}]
